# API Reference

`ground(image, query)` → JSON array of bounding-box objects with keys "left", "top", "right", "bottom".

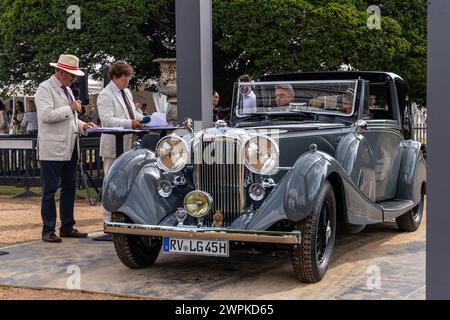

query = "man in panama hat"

[{"left": 35, "top": 54, "right": 97, "bottom": 243}]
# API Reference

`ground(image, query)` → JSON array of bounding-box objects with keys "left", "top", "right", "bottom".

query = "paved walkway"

[{"left": 0, "top": 218, "right": 425, "bottom": 299}]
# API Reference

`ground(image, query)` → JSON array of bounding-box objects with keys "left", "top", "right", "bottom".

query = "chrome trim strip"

[
  {"left": 239, "top": 80, "right": 358, "bottom": 86},
  {"left": 104, "top": 222, "right": 301, "bottom": 245}
]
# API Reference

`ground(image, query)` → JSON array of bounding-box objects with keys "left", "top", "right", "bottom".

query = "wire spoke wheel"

[
  {"left": 316, "top": 201, "right": 332, "bottom": 264},
  {"left": 291, "top": 181, "right": 336, "bottom": 283}
]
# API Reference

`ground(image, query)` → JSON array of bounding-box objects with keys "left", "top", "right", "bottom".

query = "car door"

[{"left": 360, "top": 79, "right": 404, "bottom": 202}]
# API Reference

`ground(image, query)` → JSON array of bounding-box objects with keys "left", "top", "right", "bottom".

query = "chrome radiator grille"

[{"left": 195, "top": 139, "right": 245, "bottom": 227}]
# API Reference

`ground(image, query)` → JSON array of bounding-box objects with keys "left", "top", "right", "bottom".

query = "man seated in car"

[
  {"left": 275, "top": 84, "right": 295, "bottom": 107},
  {"left": 368, "top": 95, "right": 377, "bottom": 108},
  {"left": 368, "top": 94, "right": 387, "bottom": 111}
]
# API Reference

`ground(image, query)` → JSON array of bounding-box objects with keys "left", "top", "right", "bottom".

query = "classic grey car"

[{"left": 102, "top": 71, "right": 426, "bottom": 283}]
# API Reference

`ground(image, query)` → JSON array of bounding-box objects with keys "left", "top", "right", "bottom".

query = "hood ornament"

[
  {"left": 354, "top": 120, "right": 368, "bottom": 134},
  {"left": 183, "top": 117, "right": 194, "bottom": 134},
  {"left": 212, "top": 210, "right": 224, "bottom": 228},
  {"left": 215, "top": 120, "right": 228, "bottom": 130}
]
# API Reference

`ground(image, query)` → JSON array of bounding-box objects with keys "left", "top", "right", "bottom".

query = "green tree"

[
  {"left": 364, "top": 0, "right": 427, "bottom": 106},
  {"left": 212, "top": 0, "right": 425, "bottom": 106},
  {"left": 0, "top": 0, "right": 427, "bottom": 106},
  {"left": 0, "top": 0, "right": 175, "bottom": 95}
]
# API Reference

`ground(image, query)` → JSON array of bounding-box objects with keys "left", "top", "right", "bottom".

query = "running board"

[{"left": 379, "top": 199, "right": 415, "bottom": 221}]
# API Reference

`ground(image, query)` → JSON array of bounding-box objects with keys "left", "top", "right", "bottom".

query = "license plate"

[{"left": 163, "top": 237, "right": 229, "bottom": 257}]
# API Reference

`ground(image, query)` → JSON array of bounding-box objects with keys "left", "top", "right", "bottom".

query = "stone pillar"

[{"left": 153, "top": 58, "right": 178, "bottom": 125}]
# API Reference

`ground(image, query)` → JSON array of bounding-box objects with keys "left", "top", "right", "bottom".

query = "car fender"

[
  {"left": 102, "top": 148, "right": 192, "bottom": 225},
  {"left": 396, "top": 140, "right": 427, "bottom": 203},
  {"left": 245, "top": 150, "right": 383, "bottom": 230},
  {"left": 102, "top": 148, "right": 157, "bottom": 213}
]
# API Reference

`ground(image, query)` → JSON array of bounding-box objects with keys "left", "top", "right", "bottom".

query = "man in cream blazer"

[
  {"left": 35, "top": 54, "right": 96, "bottom": 243},
  {"left": 97, "top": 61, "right": 143, "bottom": 177}
]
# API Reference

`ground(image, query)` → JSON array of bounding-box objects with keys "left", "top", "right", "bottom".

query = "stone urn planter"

[{"left": 152, "top": 58, "right": 177, "bottom": 125}]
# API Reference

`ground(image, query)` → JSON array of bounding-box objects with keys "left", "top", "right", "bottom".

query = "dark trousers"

[{"left": 40, "top": 148, "right": 78, "bottom": 235}]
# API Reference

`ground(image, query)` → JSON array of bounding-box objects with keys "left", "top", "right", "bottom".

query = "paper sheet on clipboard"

[{"left": 144, "top": 112, "right": 169, "bottom": 128}]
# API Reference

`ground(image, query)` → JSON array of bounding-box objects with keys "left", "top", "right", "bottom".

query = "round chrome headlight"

[
  {"left": 183, "top": 191, "right": 213, "bottom": 218},
  {"left": 244, "top": 136, "right": 279, "bottom": 175},
  {"left": 156, "top": 135, "right": 189, "bottom": 173}
]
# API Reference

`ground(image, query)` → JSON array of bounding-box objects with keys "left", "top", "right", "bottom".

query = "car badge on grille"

[
  {"left": 212, "top": 210, "right": 224, "bottom": 228},
  {"left": 175, "top": 208, "right": 188, "bottom": 226}
]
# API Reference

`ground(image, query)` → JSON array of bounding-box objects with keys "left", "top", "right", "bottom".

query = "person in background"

[
  {"left": 213, "top": 90, "right": 221, "bottom": 123},
  {"left": 20, "top": 100, "right": 38, "bottom": 134},
  {"left": 81, "top": 102, "right": 100, "bottom": 125},
  {"left": 0, "top": 100, "right": 8, "bottom": 134},
  {"left": 142, "top": 103, "right": 148, "bottom": 115},
  {"left": 134, "top": 101, "right": 144, "bottom": 116},
  {"left": 368, "top": 95, "right": 377, "bottom": 108},
  {"left": 341, "top": 95, "right": 353, "bottom": 114},
  {"left": 239, "top": 74, "right": 257, "bottom": 114},
  {"left": 11, "top": 101, "right": 25, "bottom": 133},
  {"left": 212, "top": 90, "right": 230, "bottom": 123},
  {"left": 5, "top": 102, "right": 13, "bottom": 123}
]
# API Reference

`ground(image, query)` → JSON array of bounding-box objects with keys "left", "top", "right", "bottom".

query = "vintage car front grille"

[{"left": 195, "top": 139, "right": 245, "bottom": 227}]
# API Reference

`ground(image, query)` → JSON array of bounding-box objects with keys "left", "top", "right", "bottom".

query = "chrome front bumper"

[{"left": 104, "top": 222, "right": 301, "bottom": 245}]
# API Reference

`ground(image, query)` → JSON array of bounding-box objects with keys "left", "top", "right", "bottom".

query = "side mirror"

[{"left": 354, "top": 120, "right": 368, "bottom": 133}]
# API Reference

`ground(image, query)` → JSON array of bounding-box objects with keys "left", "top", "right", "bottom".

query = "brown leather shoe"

[
  {"left": 42, "top": 232, "right": 62, "bottom": 243},
  {"left": 60, "top": 228, "right": 88, "bottom": 238}
]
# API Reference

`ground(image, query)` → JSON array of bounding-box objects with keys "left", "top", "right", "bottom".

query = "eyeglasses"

[{"left": 64, "top": 71, "right": 77, "bottom": 79}]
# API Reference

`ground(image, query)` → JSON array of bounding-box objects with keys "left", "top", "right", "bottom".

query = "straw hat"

[{"left": 50, "top": 54, "right": 85, "bottom": 76}]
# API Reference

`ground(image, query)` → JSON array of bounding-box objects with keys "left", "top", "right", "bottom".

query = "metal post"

[
  {"left": 428, "top": 0, "right": 450, "bottom": 299},
  {"left": 175, "top": 0, "right": 213, "bottom": 128}
]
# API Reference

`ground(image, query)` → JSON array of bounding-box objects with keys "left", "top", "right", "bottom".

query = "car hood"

[{"left": 187, "top": 122, "right": 347, "bottom": 145}]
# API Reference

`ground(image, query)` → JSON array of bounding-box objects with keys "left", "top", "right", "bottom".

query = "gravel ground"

[
  {"left": 0, "top": 285, "right": 141, "bottom": 300},
  {"left": 0, "top": 196, "right": 103, "bottom": 247},
  {"left": 0, "top": 196, "right": 135, "bottom": 300}
]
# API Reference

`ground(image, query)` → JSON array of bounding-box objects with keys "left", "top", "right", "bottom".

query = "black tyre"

[
  {"left": 396, "top": 187, "right": 425, "bottom": 232},
  {"left": 112, "top": 212, "right": 161, "bottom": 269},
  {"left": 291, "top": 181, "right": 337, "bottom": 283}
]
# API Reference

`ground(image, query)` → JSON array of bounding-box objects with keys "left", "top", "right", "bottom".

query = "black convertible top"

[{"left": 257, "top": 71, "right": 403, "bottom": 83}]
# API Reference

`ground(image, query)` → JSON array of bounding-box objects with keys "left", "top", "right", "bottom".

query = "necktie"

[
  {"left": 121, "top": 89, "right": 135, "bottom": 120},
  {"left": 61, "top": 86, "right": 73, "bottom": 103}
]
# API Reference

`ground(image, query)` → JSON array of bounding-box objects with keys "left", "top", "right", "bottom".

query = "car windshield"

[{"left": 234, "top": 80, "right": 358, "bottom": 118}]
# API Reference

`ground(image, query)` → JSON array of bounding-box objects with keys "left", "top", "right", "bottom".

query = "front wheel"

[
  {"left": 112, "top": 212, "right": 161, "bottom": 268},
  {"left": 291, "top": 181, "right": 337, "bottom": 283}
]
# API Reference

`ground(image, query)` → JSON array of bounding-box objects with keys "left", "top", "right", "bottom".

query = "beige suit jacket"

[
  {"left": 34, "top": 77, "right": 86, "bottom": 161},
  {"left": 97, "top": 82, "right": 142, "bottom": 159}
]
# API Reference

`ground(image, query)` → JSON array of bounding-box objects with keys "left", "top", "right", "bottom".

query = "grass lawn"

[{"left": 0, "top": 186, "right": 100, "bottom": 199}]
